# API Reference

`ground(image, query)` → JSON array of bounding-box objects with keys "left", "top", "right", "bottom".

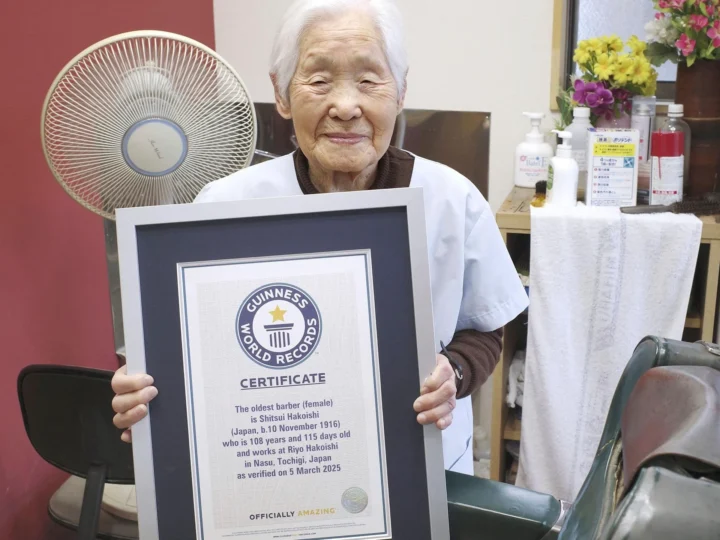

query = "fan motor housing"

[{"left": 121, "top": 118, "right": 188, "bottom": 176}]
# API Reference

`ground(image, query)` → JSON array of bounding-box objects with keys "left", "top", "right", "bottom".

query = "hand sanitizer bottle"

[
  {"left": 514, "top": 112, "right": 553, "bottom": 188},
  {"left": 546, "top": 130, "right": 579, "bottom": 208}
]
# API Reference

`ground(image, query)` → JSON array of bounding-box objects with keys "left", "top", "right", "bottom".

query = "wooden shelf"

[
  {"left": 496, "top": 187, "right": 720, "bottom": 240},
  {"left": 504, "top": 413, "right": 522, "bottom": 441}
]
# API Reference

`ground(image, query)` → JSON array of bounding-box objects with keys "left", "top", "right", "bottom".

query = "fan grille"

[{"left": 42, "top": 32, "right": 256, "bottom": 219}]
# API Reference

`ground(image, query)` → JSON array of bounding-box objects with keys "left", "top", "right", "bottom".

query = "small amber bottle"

[{"left": 531, "top": 181, "right": 547, "bottom": 207}]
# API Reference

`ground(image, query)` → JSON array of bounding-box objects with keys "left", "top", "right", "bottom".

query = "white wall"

[{"left": 214, "top": 0, "right": 557, "bottom": 444}]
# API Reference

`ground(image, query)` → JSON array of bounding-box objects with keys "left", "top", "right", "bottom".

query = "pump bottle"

[
  {"left": 514, "top": 112, "right": 553, "bottom": 188},
  {"left": 546, "top": 130, "right": 579, "bottom": 208}
]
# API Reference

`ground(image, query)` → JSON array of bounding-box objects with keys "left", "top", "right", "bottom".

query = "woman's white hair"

[{"left": 270, "top": 0, "right": 408, "bottom": 102}]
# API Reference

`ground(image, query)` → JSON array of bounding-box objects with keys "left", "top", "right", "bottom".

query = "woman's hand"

[
  {"left": 111, "top": 365, "right": 158, "bottom": 442},
  {"left": 413, "top": 355, "right": 456, "bottom": 430}
]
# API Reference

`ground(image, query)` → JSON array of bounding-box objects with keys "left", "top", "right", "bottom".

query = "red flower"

[
  {"left": 700, "top": 0, "right": 716, "bottom": 16},
  {"left": 689, "top": 14, "right": 709, "bottom": 31},
  {"left": 676, "top": 33, "right": 697, "bottom": 56},
  {"left": 709, "top": 21, "right": 720, "bottom": 48}
]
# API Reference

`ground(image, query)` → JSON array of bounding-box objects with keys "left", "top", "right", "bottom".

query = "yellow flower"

[
  {"left": 573, "top": 47, "right": 592, "bottom": 64},
  {"left": 631, "top": 58, "right": 652, "bottom": 85},
  {"left": 627, "top": 35, "right": 647, "bottom": 55},
  {"left": 594, "top": 53, "right": 615, "bottom": 81},
  {"left": 614, "top": 54, "right": 634, "bottom": 85},
  {"left": 576, "top": 39, "right": 591, "bottom": 52},
  {"left": 604, "top": 34, "right": 624, "bottom": 53},
  {"left": 614, "top": 73, "right": 628, "bottom": 86},
  {"left": 644, "top": 70, "right": 658, "bottom": 97},
  {"left": 586, "top": 37, "right": 605, "bottom": 54}
]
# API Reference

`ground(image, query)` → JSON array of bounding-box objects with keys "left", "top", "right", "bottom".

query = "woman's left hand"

[{"left": 413, "top": 355, "right": 457, "bottom": 430}]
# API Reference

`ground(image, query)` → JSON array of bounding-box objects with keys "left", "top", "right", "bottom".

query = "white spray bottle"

[
  {"left": 514, "top": 112, "right": 553, "bottom": 188},
  {"left": 546, "top": 130, "right": 579, "bottom": 208}
]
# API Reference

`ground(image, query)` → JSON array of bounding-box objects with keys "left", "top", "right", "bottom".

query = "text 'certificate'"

[{"left": 178, "top": 252, "right": 390, "bottom": 540}]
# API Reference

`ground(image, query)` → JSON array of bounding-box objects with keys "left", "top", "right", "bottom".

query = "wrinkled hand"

[
  {"left": 413, "top": 355, "right": 456, "bottom": 430},
  {"left": 111, "top": 365, "right": 158, "bottom": 443}
]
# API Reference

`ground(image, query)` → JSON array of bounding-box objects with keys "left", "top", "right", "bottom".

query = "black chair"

[{"left": 18, "top": 365, "right": 137, "bottom": 539}]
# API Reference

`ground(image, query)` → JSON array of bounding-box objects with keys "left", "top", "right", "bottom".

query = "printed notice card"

[{"left": 177, "top": 251, "right": 390, "bottom": 540}]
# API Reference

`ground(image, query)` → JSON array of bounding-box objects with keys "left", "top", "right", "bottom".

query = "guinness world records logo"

[{"left": 236, "top": 283, "right": 322, "bottom": 369}]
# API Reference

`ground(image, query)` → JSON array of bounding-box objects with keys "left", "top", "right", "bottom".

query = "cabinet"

[{"left": 490, "top": 187, "right": 720, "bottom": 482}]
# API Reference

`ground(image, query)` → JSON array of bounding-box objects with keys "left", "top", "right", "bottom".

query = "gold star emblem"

[{"left": 269, "top": 305, "right": 287, "bottom": 322}]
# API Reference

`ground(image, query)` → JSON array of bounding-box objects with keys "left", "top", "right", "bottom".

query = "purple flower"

[
  {"left": 573, "top": 79, "right": 599, "bottom": 104},
  {"left": 585, "top": 92, "right": 600, "bottom": 107},
  {"left": 587, "top": 87, "right": 614, "bottom": 109},
  {"left": 611, "top": 88, "right": 633, "bottom": 114},
  {"left": 612, "top": 88, "right": 631, "bottom": 103},
  {"left": 573, "top": 79, "right": 614, "bottom": 112}
]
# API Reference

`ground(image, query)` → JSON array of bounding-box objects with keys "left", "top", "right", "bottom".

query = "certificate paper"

[{"left": 178, "top": 251, "right": 390, "bottom": 540}]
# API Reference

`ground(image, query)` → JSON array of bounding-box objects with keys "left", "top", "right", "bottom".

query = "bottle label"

[
  {"left": 650, "top": 156, "right": 683, "bottom": 205},
  {"left": 571, "top": 150, "right": 587, "bottom": 171},
  {"left": 518, "top": 155, "right": 549, "bottom": 183}
]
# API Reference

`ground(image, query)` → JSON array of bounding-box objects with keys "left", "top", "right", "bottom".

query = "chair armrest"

[{"left": 446, "top": 471, "right": 561, "bottom": 540}]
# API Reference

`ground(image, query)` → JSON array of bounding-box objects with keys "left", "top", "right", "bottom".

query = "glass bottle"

[{"left": 656, "top": 104, "right": 692, "bottom": 194}]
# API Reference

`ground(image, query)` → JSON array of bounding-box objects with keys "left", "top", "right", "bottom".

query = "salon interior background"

[{"left": 0, "top": 0, "right": 555, "bottom": 538}]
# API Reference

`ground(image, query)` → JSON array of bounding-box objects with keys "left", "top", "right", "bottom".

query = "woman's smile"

[{"left": 323, "top": 132, "right": 368, "bottom": 145}]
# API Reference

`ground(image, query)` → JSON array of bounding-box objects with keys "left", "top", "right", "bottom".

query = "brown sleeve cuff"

[{"left": 445, "top": 328, "right": 503, "bottom": 399}]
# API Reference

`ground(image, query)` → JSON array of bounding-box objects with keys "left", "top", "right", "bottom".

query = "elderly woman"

[{"left": 111, "top": 0, "right": 527, "bottom": 475}]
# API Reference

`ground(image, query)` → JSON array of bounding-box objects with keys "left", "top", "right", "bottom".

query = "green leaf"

[
  {"left": 699, "top": 2, "right": 709, "bottom": 16},
  {"left": 687, "top": 53, "right": 697, "bottom": 67},
  {"left": 646, "top": 41, "right": 681, "bottom": 66},
  {"left": 703, "top": 43, "right": 716, "bottom": 60},
  {"left": 556, "top": 93, "right": 574, "bottom": 130}
]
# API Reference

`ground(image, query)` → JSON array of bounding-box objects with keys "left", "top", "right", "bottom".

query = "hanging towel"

[{"left": 516, "top": 205, "right": 702, "bottom": 502}]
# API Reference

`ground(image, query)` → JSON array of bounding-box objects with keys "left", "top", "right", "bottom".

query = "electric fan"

[
  {"left": 41, "top": 31, "right": 260, "bottom": 527},
  {"left": 42, "top": 30, "right": 257, "bottom": 220},
  {"left": 42, "top": 30, "right": 260, "bottom": 352}
]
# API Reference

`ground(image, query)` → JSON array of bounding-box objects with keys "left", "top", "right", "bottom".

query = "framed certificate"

[{"left": 117, "top": 189, "right": 449, "bottom": 540}]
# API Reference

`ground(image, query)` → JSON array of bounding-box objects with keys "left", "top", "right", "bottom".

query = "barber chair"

[
  {"left": 18, "top": 337, "right": 720, "bottom": 539},
  {"left": 17, "top": 365, "right": 137, "bottom": 539},
  {"left": 448, "top": 336, "right": 720, "bottom": 539}
]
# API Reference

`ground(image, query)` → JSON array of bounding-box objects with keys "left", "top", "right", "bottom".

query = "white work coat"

[{"left": 195, "top": 152, "right": 528, "bottom": 474}]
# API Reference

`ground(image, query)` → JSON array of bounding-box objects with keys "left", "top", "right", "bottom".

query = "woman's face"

[{"left": 276, "top": 11, "right": 403, "bottom": 175}]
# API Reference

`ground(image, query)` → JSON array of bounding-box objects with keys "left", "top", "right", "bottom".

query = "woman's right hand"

[{"left": 111, "top": 365, "right": 158, "bottom": 443}]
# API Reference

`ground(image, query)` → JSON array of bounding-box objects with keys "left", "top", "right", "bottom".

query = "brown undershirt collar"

[{"left": 293, "top": 146, "right": 415, "bottom": 194}]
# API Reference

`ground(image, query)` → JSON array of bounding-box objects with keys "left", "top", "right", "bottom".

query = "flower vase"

[
  {"left": 675, "top": 60, "right": 720, "bottom": 196},
  {"left": 594, "top": 111, "right": 631, "bottom": 129}
]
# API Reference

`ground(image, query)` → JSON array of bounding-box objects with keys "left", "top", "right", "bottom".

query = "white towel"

[
  {"left": 506, "top": 351, "right": 526, "bottom": 408},
  {"left": 516, "top": 206, "right": 702, "bottom": 502}
]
